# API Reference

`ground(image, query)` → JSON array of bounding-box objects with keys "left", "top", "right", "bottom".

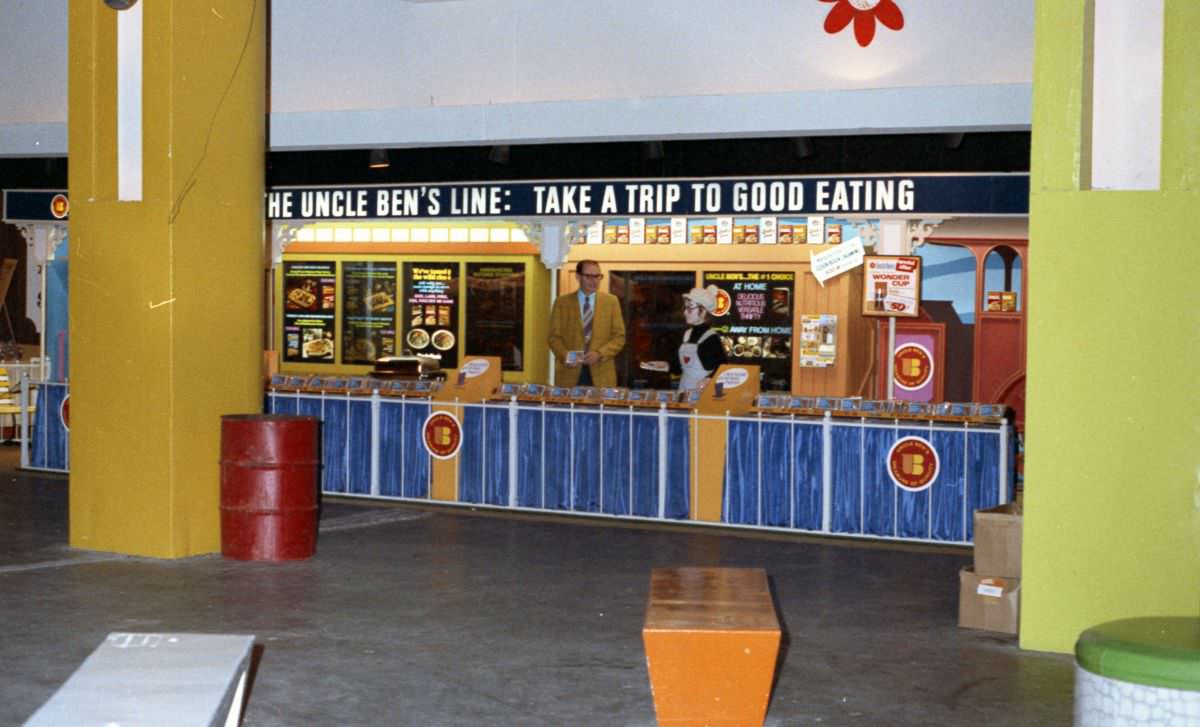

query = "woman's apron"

[{"left": 678, "top": 327, "right": 717, "bottom": 391}]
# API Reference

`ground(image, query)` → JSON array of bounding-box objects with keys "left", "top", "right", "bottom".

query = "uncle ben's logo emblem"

[
  {"left": 422, "top": 412, "right": 462, "bottom": 459},
  {"left": 893, "top": 343, "right": 933, "bottom": 390},
  {"left": 887, "top": 436, "right": 938, "bottom": 492}
]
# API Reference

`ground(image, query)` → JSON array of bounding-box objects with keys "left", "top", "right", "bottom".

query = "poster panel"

[
  {"left": 862, "top": 255, "right": 922, "bottom": 317},
  {"left": 702, "top": 270, "right": 794, "bottom": 390},
  {"left": 404, "top": 262, "right": 459, "bottom": 368},
  {"left": 465, "top": 262, "right": 525, "bottom": 371},
  {"left": 342, "top": 261, "right": 397, "bottom": 364},
  {"left": 799, "top": 314, "right": 837, "bottom": 368},
  {"left": 283, "top": 261, "right": 336, "bottom": 363}
]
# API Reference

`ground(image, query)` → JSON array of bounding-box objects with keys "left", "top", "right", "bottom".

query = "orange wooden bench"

[{"left": 642, "top": 567, "right": 781, "bottom": 726}]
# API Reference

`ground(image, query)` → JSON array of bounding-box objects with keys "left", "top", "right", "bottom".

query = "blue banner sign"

[
  {"left": 267, "top": 174, "right": 1027, "bottom": 220},
  {"left": 3, "top": 190, "right": 69, "bottom": 222}
]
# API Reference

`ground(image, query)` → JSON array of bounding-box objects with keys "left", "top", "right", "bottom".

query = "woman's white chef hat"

[{"left": 682, "top": 285, "right": 720, "bottom": 314}]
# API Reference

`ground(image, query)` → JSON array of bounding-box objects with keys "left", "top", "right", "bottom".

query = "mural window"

[
  {"left": 915, "top": 243, "right": 977, "bottom": 323},
  {"left": 982, "top": 246, "right": 1022, "bottom": 312}
]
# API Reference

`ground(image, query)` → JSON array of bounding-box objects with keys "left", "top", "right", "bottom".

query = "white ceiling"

[{"left": 0, "top": 0, "right": 1034, "bottom": 156}]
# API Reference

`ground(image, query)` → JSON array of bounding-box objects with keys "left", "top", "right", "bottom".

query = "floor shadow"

[{"left": 766, "top": 574, "right": 790, "bottom": 711}]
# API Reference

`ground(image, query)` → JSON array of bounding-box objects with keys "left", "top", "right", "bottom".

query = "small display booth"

[
  {"left": 266, "top": 173, "right": 1026, "bottom": 544},
  {"left": 1, "top": 189, "right": 70, "bottom": 473}
]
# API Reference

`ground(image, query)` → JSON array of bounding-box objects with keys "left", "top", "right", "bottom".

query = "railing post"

[
  {"left": 18, "top": 370, "right": 31, "bottom": 469},
  {"left": 657, "top": 404, "right": 668, "bottom": 520},
  {"left": 370, "top": 389, "right": 381, "bottom": 497},
  {"left": 756, "top": 412, "right": 763, "bottom": 526},
  {"left": 821, "top": 411, "right": 833, "bottom": 533},
  {"left": 598, "top": 405, "right": 605, "bottom": 513},
  {"left": 999, "top": 421, "right": 1010, "bottom": 505},
  {"left": 569, "top": 403, "right": 576, "bottom": 511},
  {"left": 508, "top": 398, "right": 519, "bottom": 507}
]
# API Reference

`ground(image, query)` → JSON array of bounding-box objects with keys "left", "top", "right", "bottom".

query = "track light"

[
  {"left": 368, "top": 149, "right": 390, "bottom": 169},
  {"left": 943, "top": 132, "right": 965, "bottom": 149},
  {"left": 793, "top": 137, "right": 814, "bottom": 159},
  {"left": 488, "top": 145, "right": 511, "bottom": 165}
]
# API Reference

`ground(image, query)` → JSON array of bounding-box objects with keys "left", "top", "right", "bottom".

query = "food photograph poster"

[
  {"left": 342, "top": 261, "right": 397, "bottom": 364},
  {"left": 466, "top": 262, "right": 526, "bottom": 371},
  {"left": 404, "top": 262, "right": 459, "bottom": 367},
  {"left": 283, "top": 261, "right": 336, "bottom": 363}
]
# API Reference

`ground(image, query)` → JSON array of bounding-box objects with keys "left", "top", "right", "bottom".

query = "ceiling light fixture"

[
  {"left": 488, "top": 145, "right": 511, "bottom": 165},
  {"left": 368, "top": 149, "right": 391, "bottom": 169}
]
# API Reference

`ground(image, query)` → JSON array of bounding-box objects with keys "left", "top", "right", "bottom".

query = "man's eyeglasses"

[
  {"left": 577, "top": 273, "right": 603, "bottom": 281},
  {"left": 683, "top": 302, "right": 701, "bottom": 311}
]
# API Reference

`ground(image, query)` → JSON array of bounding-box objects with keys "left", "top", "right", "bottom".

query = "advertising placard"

[
  {"left": 702, "top": 270, "right": 794, "bottom": 389},
  {"left": 341, "top": 261, "right": 397, "bottom": 364},
  {"left": 466, "top": 262, "right": 525, "bottom": 371},
  {"left": 799, "top": 314, "right": 838, "bottom": 368},
  {"left": 862, "top": 255, "right": 922, "bottom": 317},
  {"left": 404, "top": 262, "right": 459, "bottom": 368},
  {"left": 283, "top": 261, "right": 336, "bottom": 363}
]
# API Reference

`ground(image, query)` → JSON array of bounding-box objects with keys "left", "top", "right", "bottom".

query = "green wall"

[{"left": 1022, "top": 1, "right": 1200, "bottom": 653}]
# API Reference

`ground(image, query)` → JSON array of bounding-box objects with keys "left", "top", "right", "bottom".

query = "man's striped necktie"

[{"left": 582, "top": 295, "right": 593, "bottom": 349}]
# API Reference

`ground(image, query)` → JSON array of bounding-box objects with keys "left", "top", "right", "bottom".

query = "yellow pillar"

[{"left": 67, "top": 1, "right": 266, "bottom": 557}]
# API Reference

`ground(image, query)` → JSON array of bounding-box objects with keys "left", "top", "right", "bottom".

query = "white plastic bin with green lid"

[{"left": 1074, "top": 617, "right": 1200, "bottom": 725}]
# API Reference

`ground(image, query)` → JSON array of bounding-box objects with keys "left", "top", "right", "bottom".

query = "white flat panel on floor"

[{"left": 23, "top": 632, "right": 254, "bottom": 727}]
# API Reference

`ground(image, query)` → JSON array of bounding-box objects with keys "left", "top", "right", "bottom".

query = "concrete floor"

[{"left": 0, "top": 448, "right": 1075, "bottom": 726}]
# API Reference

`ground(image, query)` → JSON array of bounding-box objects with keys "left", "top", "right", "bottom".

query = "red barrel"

[{"left": 220, "top": 414, "right": 319, "bottom": 561}]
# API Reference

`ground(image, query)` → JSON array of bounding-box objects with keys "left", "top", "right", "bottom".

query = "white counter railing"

[{"left": 267, "top": 390, "right": 1012, "bottom": 545}]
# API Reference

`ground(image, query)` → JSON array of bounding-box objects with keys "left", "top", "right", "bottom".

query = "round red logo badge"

[
  {"left": 422, "top": 411, "right": 461, "bottom": 459},
  {"left": 893, "top": 343, "right": 933, "bottom": 391},
  {"left": 50, "top": 194, "right": 69, "bottom": 220},
  {"left": 712, "top": 289, "right": 732, "bottom": 317},
  {"left": 887, "top": 436, "right": 938, "bottom": 492}
]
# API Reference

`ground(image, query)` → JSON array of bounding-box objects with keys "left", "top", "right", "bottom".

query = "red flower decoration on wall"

[{"left": 821, "top": 0, "right": 904, "bottom": 47}]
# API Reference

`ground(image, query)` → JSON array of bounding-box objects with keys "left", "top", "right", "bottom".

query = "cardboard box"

[
  {"left": 973, "top": 502, "right": 1022, "bottom": 578},
  {"left": 958, "top": 567, "right": 1020, "bottom": 634}
]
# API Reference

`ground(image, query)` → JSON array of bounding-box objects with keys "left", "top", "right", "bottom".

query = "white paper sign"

[
  {"left": 759, "top": 216, "right": 777, "bottom": 244},
  {"left": 716, "top": 217, "right": 733, "bottom": 244},
  {"left": 586, "top": 221, "right": 603, "bottom": 245},
  {"left": 716, "top": 367, "right": 750, "bottom": 389},
  {"left": 461, "top": 359, "right": 491, "bottom": 378},
  {"left": 810, "top": 235, "right": 866, "bottom": 285},
  {"left": 670, "top": 217, "right": 687, "bottom": 244},
  {"left": 806, "top": 216, "right": 825, "bottom": 245},
  {"left": 976, "top": 582, "right": 1005, "bottom": 598},
  {"left": 629, "top": 217, "right": 645, "bottom": 245}
]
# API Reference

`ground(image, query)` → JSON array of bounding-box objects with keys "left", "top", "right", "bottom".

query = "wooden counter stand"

[
  {"left": 692, "top": 365, "right": 760, "bottom": 522},
  {"left": 429, "top": 357, "right": 502, "bottom": 501},
  {"left": 643, "top": 567, "right": 781, "bottom": 726}
]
